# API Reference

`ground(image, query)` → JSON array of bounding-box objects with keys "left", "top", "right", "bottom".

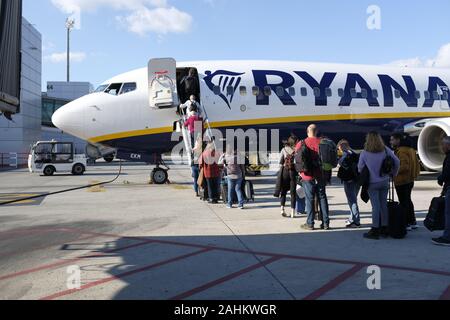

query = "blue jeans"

[
  {"left": 344, "top": 181, "right": 361, "bottom": 225},
  {"left": 443, "top": 189, "right": 450, "bottom": 240},
  {"left": 191, "top": 165, "right": 200, "bottom": 194},
  {"left": 303, "top": 179, "right": 330, "bottom": 227},
  {"left": 228, "top": 178, "right": 244, "bottom": 207},
  {"left": 368, "top": 181, "right": 389, "bottom": 228}
]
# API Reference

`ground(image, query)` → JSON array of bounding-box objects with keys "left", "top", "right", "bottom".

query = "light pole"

[{"left": 65, "top": 18, "right": 75, "bottom": 82}]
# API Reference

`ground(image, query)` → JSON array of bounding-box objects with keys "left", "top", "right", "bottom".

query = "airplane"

[{"left": 52, "top": 58, "right": 450, "bottom": 184}]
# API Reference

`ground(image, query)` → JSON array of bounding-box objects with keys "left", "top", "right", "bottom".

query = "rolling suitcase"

[
  {"left": 388, "top": 179, "right": 407, "bottom": 239},
  {"left": 243, "top": 180, "right": 255, "bottom": 203},
  {"left": 424, "top": 195, "right": 446, "bottom": 231}
]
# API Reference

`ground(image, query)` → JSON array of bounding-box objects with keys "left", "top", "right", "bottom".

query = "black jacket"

[
  {"left": 358, "top": 166, "right": 371, "bottom": 203},
  {"left": 438, "top": 151, "right": 450, "bottom": 191}
]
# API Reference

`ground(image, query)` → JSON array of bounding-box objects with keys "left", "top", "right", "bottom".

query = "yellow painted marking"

[
  {"left": 87, "top": 111, "right": 450, "bottom": 144},
  {"left": 0, "top": 194, "right": 42, "bottom": 205}
]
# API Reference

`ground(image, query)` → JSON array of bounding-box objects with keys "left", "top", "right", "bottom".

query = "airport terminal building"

[
  {"left": 0, "top": 17, "right": 42, "bottom": 167},
  {"left": 0, "top": 18, "right": 92, "bottom": 167}
]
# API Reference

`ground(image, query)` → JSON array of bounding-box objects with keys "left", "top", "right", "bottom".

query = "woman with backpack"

[
  {"left": 358, "top": 132, "right": 400, "bottom": 240},
  {"left": 337, "top": 139, "right": 361, "bottom": 228},
  {"left": 220, "top": 145, "right": 246, "bottom": 210},
  {"left": 277, "top": 136, "right": 299, "bottom": 218}
]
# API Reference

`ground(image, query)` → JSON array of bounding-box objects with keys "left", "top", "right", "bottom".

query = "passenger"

[
  {"left": 390, "top": 133, "right": 421, "bottom": 231},
  {"left": 337, "top": 139, "right": 361, "bottom": 228},
  {"left": 220, "top": 145, "right": 246, "bottom": 210},
  {"left": 296, "top": 125, "right": 331, "bottom": 230},
  {"left": 180, "top": 69, "right": 199, "bottom": 103},
  {"left": 191, "top": 136, "right": 203, "bottom": 197},
  {"left": 358, "top": 132, "right": 400, "bottom": 240},
  {"left": 432, "top": 136, "right": 450, "bottom": 246},
  {"left": 181, "top": 95, "right": 201, "bottom": 117},
  {"left": 278, "top": 137, "right": 299, "bottom": 218},
  {"left": 184, "top": 103, "right": 204, "bottom": 147},
  {"left": 199, "top": 141, "right": 221, "bottom": 204}
]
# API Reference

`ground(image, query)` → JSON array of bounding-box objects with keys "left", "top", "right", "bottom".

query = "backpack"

[
  {"left": 319, "top": 139, "right": 338, "bottom": 171},
  {"left": 183, "top": 76, "right": 198, "bottom": 93},
  {"left": 284, "top": 150, "right": 295, "bottom": 171},
  {"left": 294, "top": 141, "right": 316, "bottom": 173},
  {"left": 337, "top": 152, "right": 360, "bottom": 182},
  {"left": 380, "top": 148, "right": 395, "bottom": 177},
  {"left": 224, "top": 155, "right": 241, "bottom": 176}
]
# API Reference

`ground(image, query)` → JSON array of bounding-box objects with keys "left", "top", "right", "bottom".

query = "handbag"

[{"left": 197, "top": 168, "right": 205, "bottom": 187}]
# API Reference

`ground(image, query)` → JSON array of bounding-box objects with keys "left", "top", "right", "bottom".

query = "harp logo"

[{"left": 204, "top": 70, "right": 245, "bottom": 109}]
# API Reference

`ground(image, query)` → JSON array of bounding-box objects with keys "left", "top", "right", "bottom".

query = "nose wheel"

[{"left": 150, "top": 166, "right": 170, "bottom": 185}]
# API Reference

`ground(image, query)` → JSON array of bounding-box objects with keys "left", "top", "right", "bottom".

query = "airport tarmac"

[{"left": 0, "top": 159, "right": 449, "bottom": 300}]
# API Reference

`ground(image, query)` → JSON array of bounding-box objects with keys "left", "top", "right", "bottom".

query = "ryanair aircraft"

[{"left": 52, "top": 58, "right": 450, "bottom": 183}]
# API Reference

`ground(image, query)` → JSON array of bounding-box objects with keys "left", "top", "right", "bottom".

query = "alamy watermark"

[
  {"left": 367, "top": 265, "right": 382, "bottom": 290},
  {"left": 67, "top": 265, "right": 81, "bottom": 290},
  {"left": 367, "top": 5, "right": 382, "bottom": 30}
]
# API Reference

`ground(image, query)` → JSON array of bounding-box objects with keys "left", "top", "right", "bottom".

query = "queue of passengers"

[{"left": 189, "top": 123, "right": 450, "bottom": 247}]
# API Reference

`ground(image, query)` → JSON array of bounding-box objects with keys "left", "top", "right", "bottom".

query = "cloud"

[
  {"left": 387, "top": 43, "right": 450, "bottom": 68},
  {"left": 51, "top": 0, "right": 192, "bottom": 36},
  {"left": 45, "top": 51, "right": 87, "bottom": 63}
]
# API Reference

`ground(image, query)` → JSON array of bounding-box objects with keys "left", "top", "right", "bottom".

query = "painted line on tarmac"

[
  {"left": 440, "top": 285, "right": 450, "bottom": 300},
  {"left": 303, "top": 264, "right": 366, "bottom": 300},
  {"left": 40, "top": 248, "right": 213, "bottom": 300},
  {"left": 169, "top": 256, "right": 282, "bottom": 300},
  {"left": 61, "top": 228, "right": 450, "bottom": 278},
  {"left": 0, "top": 237, "right": 156, "bottom": 282},
  {"left": 0, "top": 234, "right": 101, "bottom": 260}
]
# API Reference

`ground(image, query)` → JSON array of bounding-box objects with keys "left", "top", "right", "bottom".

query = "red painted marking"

[
  {"left": 170, "top": 256, "right": 281, "bottom": 300},
  {"left": 303, "top": 264, "right": 366, "bottom": 300},
  {"left": 60, "top": 228, "right": 450, "bottom": 278},
  {"left": 440, "top": 285, "right": 450, "bottom": 300},
  {"left": 154, "top": 70, "right": 168, "bottom": 75},
  {"left": 40, "top": 248, "right": 212, "bottom": 300},
  {"left": 0, "top": 238, "right": 155, "bottom": 282}
]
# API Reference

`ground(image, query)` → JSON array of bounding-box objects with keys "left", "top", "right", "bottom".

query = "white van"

[{"left": 28, "top": 141, "right": 87, "bottom": 176}]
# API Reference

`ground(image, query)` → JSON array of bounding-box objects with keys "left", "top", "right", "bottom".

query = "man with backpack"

[
  {"left": 295, "top": 125, "right": 333, "bottom": 230},
  {"left": 390, "top": 133, "right": 421, "bottom": 231},
  {"left": 337, "top": 139, "right": 361, "bottom": 228},
  {"left": 180, "top": 69, "right": 200, "bottom": 103}
]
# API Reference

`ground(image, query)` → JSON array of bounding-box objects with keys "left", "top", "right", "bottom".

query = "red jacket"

[
  {"left": 199, "top": 149, "right": 221, "bottom": 178},
  {"left": 185, "top": 115, "right": 203, "bottom": 134},
  {"left": 295, "top": 137, "right": 322, "bottom": 181}
]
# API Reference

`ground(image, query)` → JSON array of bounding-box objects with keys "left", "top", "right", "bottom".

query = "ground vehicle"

[{"left": 28, "top": 141, "right": 87, "bottom": 176}]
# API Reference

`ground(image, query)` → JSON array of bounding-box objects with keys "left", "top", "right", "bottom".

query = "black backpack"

[
  {"left": 284, "top": 151, "right": 295, "bottom": 171},
  {"left": 294, "top": 141, "right": 316, "bottom": 173},
  {"left": 338, "top": 152, "right": 360, "bottom": 182},
  {"left": 183, "top": 76, "right": 198, "bottom": 93},
  {"left": 380, "top": 148, "right": 395, "bottom": 177}
]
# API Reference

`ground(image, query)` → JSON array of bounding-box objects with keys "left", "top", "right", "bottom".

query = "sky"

[{"left": 23, "top": 0, "right": 450, "bottom": 91}]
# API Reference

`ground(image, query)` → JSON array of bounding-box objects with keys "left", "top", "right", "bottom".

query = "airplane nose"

[{"left": 52, "top": 101, "right": 86, "bottom": 139}]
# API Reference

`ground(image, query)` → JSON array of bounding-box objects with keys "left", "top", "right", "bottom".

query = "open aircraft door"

[{"left": 148, "top": 58, "right": 179, "bottom": 109}]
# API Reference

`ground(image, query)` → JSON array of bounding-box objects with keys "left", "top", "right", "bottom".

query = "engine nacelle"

[{"left": 418, "top": 118, "right": 450, "bottom": 171}]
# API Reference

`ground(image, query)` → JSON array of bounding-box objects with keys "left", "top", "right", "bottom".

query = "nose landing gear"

[{"left": 150, "top": 166, "right": 170, "bottom": 185}]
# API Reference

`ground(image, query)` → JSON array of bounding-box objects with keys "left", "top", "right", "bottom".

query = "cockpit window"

[
  {"left": 95, "top": 84, "right": 108, "bottom": 93},
  {"left": 105, "top": 83, "right": 123, "bottom": 96},
  {"left": 119, "top": 82, "right": 137, "bottom": 95}
]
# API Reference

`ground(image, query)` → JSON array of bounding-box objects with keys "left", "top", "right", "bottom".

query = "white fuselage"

[{"left": 52, "top": 60, "right": 450, "bottom": 168}]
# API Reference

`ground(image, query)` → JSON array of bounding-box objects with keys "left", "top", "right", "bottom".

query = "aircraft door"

[{"left": 148, "top": 58, "right": 179, "bottom": 109}]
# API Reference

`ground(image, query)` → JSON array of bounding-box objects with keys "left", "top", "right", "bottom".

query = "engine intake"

[{"left": 418, "top": 118, "right": 450, "bottom": 171}]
